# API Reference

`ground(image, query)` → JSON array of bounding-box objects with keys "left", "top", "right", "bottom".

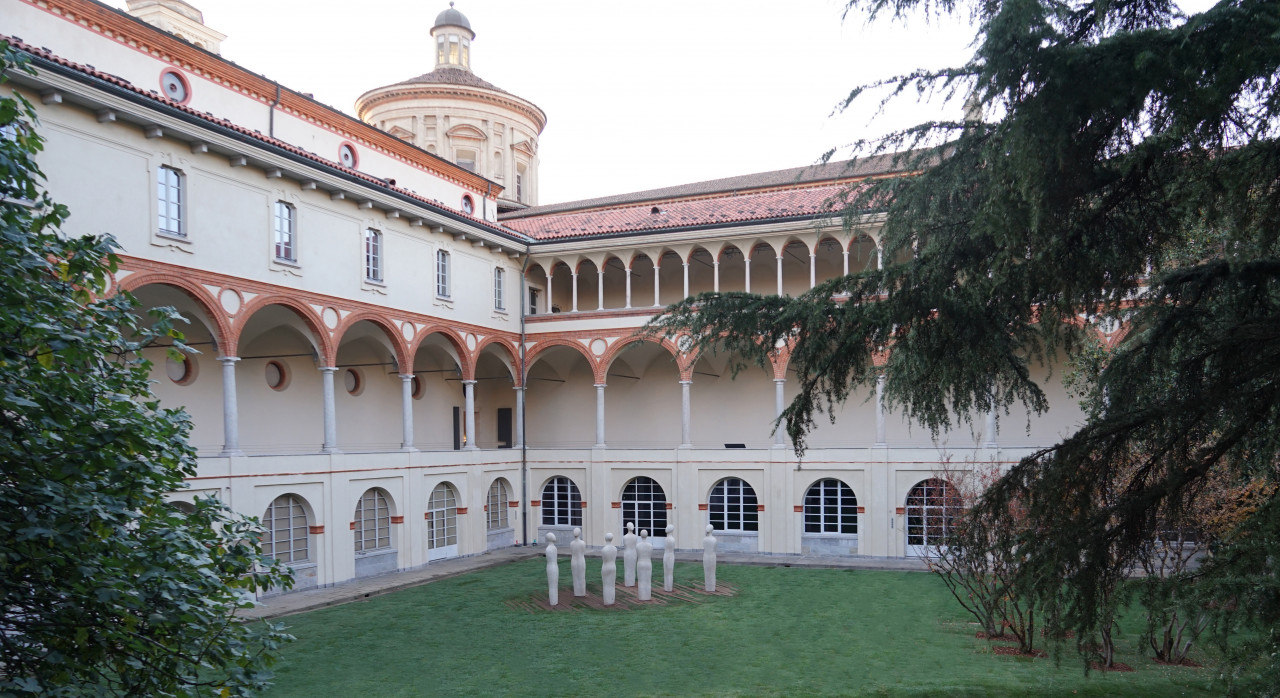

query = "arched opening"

[
  {"left": 801, "top": 479, "right": 859, "bottom": 556},
  {"left": 814, "top": 235, "right": 845, "bottom": 286},
  {"left": 486, "top": 478, "right": 515, "bottom": 550},
  {"left": 525, "top": 263, "right": 549, "bottom": 316},
  {"left": 473, "top": 342, "right": 518, "bottom": 449},
  {"left": 427, "top": 482, "right": 459, "bottom": 560},
  {"left": 848, "top": 234, "right": 879, "bottom": 274},
  {"left": 548, "top": 261, "right": 572, "bottom": 313},
  {"left": 129, "top": 283, "right": 225, "bottom": 455},
  {"left": 708, "top": 477, "right": 759, "bottom": 552},
  {"left": 538, "top": 475, "right": 582, "bottom": 542},
  {"left": 410, "top": 332, "right": 464, "bottom": 450},
  {"left": 261, "top": 493, "right": 319, "bottom": 591},
  {"left": 779, "top": 239, "right": 810, "bottom": 296},
  {"left": 905, "top": 478, "right": 960, "bottom": 557},
  {"left": 353, "top": 487, "right": 398, "bottom": 577},
  {"left": 575, "top": 258, "right": 599, "bottom": 312},
  {"left": 718, "top": 245, "right": 746, "bottom": 293},
  {"left": 604, "top": 340, "right": 680, "bottom": 448},
  {"left": 600, "top": 255, "right": 629, "bottom": 309},
  {"left": 236, "top": 303, "right": 326, "bottom": 455},
  {"left": 621, "top": 476, "right": 668, "bottom": 548},
  {"left": 747, "top": 242, "right": 775, "bottom": 295},
  {"left": 658, "top": 250, "right": 684, "bottom": 305},
  {"left": 687, "top": 247, "right": 716, "bottom": 297},
  {"left": 525, "top": 345, "right": 595, "bottom": 448},
  {"left": 629, "top": 253, "right": 657, "bottom": 307},
  {"left": 335, "top": 319, "right": 403, "bottom": 452}
]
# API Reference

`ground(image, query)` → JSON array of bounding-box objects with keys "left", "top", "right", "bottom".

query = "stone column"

[
  {"left": 545, "top": 269, "right": 554, "bottom": 313},
  {"left": 679, "top": 379, "right": 692, "bottom": 448},
  {"left": 842, "top": 249, "right": 850, "bottom": 276},
  {"left": 984, "top": 409, "right": 998, "bottom": 449},
  {"left": 320, "top": 366, "right": 339, "bottom": 453},
  {"left": 744, "top": 254, "right": 752, "bottom": 293},
  {"left": 877, "top": 246, "right": 884, "bottom": 270},
  {"left": 399, "top": 373, "right": 416, "bottom": 451},
  {"left": 513, "top": 385, "right": 525, "bottom": 448},
  {"left": 217, "top": 356, "right": 242, "bottom": 456},
  {"left": 597, "top": 268, "right": 605, "bottom": 310},
  {"left": 462, "top": 379, "right": 478, "bottom": 450},
  {"left": 875, "top": 374, "right": 887, "bottom": 446},
  {"left": 625, "top": 265, "right": 632, "bottom": 309},
  {"left": 809, "top": 253, "right": 817, "bottom": 289},
  {"left": 653, "top": 263, "right": 661, "bottom": 307},
  {"left": 776, "top": 255, "right": 784, "bottom": 296},
  {"left": 594, "top": 383, "right": 607, "bottom": 448},
  {"left": 682, "top": 262, "right": 690, "bottom": 299},
  {"left": 713, "top": 259, "right": 720, "bottom": 292},
  {"left": 571, "top": 271, "right": 579, "bottom": 313},
  {"left": 773, "top": 378, "right": 787, "bottom": 448}
]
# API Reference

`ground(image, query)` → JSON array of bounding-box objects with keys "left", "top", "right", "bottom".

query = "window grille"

[
  {"left": 803, "top": 479, "right": 858, "bottom": 534},
  {"left": 353, "top": 489, "right": 391, "bottom": 552},
  {"left": 541, "top": 476, "right": 582, "bottom": 526},
  {"left": 709, "top": 477, "right": 758, "bottom": 532}
]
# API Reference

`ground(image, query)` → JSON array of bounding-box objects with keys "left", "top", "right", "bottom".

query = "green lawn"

[{"left": 262, "top": 560, "right": 1220, "bottom": 697}]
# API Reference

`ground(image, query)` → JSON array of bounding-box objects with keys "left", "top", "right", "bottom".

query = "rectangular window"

[
  {"left": 494, "top": 267, "right": 505, "bottom": 310},
  {"left": 157, "top": 165, "right": 183, "bottom": 237},
  {"left": 274, "top": 201, "right": 296, "bottom": 262},
  {"left": 364, "top": 228, "right": 382, "bottom": 282},
  {"left": 515, "top": 170, "right": 524, "bottom": 202},
  {"left": 436, "top": 250, "right": 450, "bottom": 297}
]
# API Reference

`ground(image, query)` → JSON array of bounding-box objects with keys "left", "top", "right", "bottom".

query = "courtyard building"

[{"left": 2, "top": 0, "right": 1103, "bottom": 592}]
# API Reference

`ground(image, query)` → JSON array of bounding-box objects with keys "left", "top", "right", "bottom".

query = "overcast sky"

[{"left": 104, "top": 1, "right": 981, "bottom": 204}]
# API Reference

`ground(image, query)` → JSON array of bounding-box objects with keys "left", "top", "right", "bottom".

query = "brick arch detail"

[
  {"left": 598, "top": 335, "right": 680, "bottom": 381},
  {"left": 410, "top": 325, "right": 472, "bottom": 380},
  {"left": 473, "top": 335, "right": 522, "bottom": 387},
  {"left": 333, "top": 311, "right": 411, "bottom": 374},
  {"left": 234, "top": 294, "right": 335, "bottom": 365},
  {"left": 523, "top": 338, "right": 597, "bottom": 383},
  {"left": 117, "top": 272, "right": 233, "bottom": 355}
]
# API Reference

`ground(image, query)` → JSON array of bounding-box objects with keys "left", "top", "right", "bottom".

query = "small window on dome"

[
  {"left": 455, "top": 149, "right": 476, "bottom": 173},
  {"left": 461, "top": 38, "right": 470, "bottom": 67},
  {"left": 436, "top": 35, "right": 446, "bottom": 65}
]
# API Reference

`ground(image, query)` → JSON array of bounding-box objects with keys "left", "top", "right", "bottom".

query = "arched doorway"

[
  {"left": 621, "top": 476, "right": 668, "bottom": 548},
  {"left": 427, "top": 482, "right": 459, "bottom": 560},
  {"left": 708, "top": 477, "right": 759, "bottom": 553},
  {"left": 905, "top": 478, "right": 959, "bottom": 557}
]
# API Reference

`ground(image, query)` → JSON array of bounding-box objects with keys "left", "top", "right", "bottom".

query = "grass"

[{"left": 263, "top": 560, "right": 1222, "bottom": 697}]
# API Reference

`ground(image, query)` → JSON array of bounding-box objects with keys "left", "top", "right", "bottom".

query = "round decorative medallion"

[
  {"left": 465, "top": 333, "right": 477, "bottom": 351},
  {"left": 322, "top": 307, "right": 340, "bottom": 329},
  {"left": 401, "top": 321, "right": 416, "bottom": 341},
  {"left": 218, "top": 288, "right": 241, "bottom": 315},
  {"left": 590, "top": 339, "right": 607, "bottom": 356},
  {"left": 160, "top": 70, "right": 189, "bottom": 103},
  {"left": 338, "top": 142, "right": 358, "bottom": 169}
]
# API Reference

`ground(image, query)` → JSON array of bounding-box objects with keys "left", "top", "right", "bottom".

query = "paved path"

[{"left": 239, "top": 547, "right": 928, "bottom": 620}]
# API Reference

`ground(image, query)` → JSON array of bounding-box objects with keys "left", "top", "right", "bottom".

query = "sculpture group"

[{"left": 545, "top": 523, "right": 718, "bottom": 606}]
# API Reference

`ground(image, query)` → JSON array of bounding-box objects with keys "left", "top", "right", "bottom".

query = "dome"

[{"left": 433, "top": 3, "right": 471, "bottom": 32}]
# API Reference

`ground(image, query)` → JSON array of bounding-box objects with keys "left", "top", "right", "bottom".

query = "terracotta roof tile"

[{"left": 390, "top": 67, "right": 510, "bottom": 95}]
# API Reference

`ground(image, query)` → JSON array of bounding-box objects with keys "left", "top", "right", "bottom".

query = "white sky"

[{"left": 104, "top": 0, "right": 980, "bottom": 204}]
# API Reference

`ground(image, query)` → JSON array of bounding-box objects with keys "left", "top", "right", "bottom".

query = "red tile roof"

[
  {"left": 501, "top": 181, "right": 871, "bottom": 240},
  {"left": 4, "top": 35, "right": 521, "bottom": 240}
]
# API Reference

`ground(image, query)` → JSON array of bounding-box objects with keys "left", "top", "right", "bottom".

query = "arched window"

[
  {"left": 621, "top": 476, "right": 667, "bottom": 537},
  {"left": 353, "top": 488, "right": 391, "bottom": 553},
  {"left": 541, "top": 476, "right": 582, "bottom": 526},
  {"left": 906, "top": 478, "right": 959, "bottom": 548},
  {"left": 263, "top": 494, "right": 310, "bottom": 564},
  {"left": 709, "top": 478, "right": 758, "bottom": 532},
  {"left": 803, "top": 479, "right": 858, "bottom": 534},
  {"left": 427, "top": 483, "right": 458, "bottom": 550},
  {"left": 487, "top": 479, "right": 511, "bottom": 530}
]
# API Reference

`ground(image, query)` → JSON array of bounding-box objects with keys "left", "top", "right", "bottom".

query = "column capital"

[
  {"left": 679, "top": 379, "right": 691, "bottom": 386},
  {"left": 216, "top": 355, "right": 240, "bottom": 364},
  {"left": 773, "top": 377, "right": 786, "bottom": 384},
  {"left": 461, "top": 379, "right": 477, "bottom": 386},
  {"left": 594, "top": 383, "right": 607, "bottom": 389},
  {"left": 319, "top": 366, "right": 339, "bottom": 374},
  {"left": 398, "top": 373, "right": 414, "bottom": 381}
]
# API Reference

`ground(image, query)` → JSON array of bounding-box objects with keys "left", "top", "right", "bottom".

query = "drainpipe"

[
  {"left": 268, "top": 84, "right": 281, "bottom": 139},
  {"left": 519, "top": 252, "right": 530, "bottom": 547}
]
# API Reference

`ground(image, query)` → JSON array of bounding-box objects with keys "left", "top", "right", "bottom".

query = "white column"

[
  {"left": 513, "top": 386, "right": 525, "bottom": 448},
  {"left": 400, "top": 373, "right": 416, "bottom": 451},
  {"left": 625, "top": 265, "right": 632, "bottom": 308},
  {"left": 462, "top": 379, "right": 478, "bottom": 450},
  {"left": 571, "top": 271, "right": 579, "bottom": 312},
  {"left": 545, "top": 269, "right": 554, "bottom": 313},
  {"left": 875, "top": 374, "right": 887, "bottom": 446},
  {"left": 682, "top": 262, "right": 690, "bottom": 299},
  {"left": 776, "top": 255, "right": 784, "bottom": 296},
  {"left": 652, "top": 263, "right": 661, "bottom": 307},
  {"left": 713, "top": 259, "right": 720, "bottom": 292},
  {"left": 597, "top": 268, "right": 605, "bottom": 310},
  {"left": 773, "top": 378, "right": 787, "bottom": 448},
  {"left": 320, "top": 366, "right": 339, "bottom": 453},
  {"left": 809, "top": 253, "right": 817, "bottom": 289},
  {"left": 984, "top": 409, "right": 998, "bottom": 449},
  {"left": 842, "top": 249, "right": 850, "bottom": 276},
  {"left": 877, "top": 246, "right": 884, "bottom": 270},
  {"left": 594, "top": 383, "right": 607, "bottom": 448},
  {"left": 744, "top": 254, "right": 752, "bottom": 293},
  {"left": 217, "top": 356, "right": 242, "bottom": 456},
  {"left": 679, "top": 379, "right": 692, "bottom": 448}
]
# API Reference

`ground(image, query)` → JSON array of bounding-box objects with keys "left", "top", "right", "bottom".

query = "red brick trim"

[
  {"left": 424, "top": 512, "right": 432, "bottom": 519},
  {"left": 896, "top": 507, "right": 905, "bottom": 515},
  {"left": 665, "top": 502, "right": 673, "bottom": 510},
  {"left": 793, "top": 505, "right": 804, "bottom": 513},
  {"left": 390, "top": 515, "right": 404, "bottom": 524},
  {"left": 348, "top": 521, "right": 356, "bottom": 530},
  {"left": 611, "top": 501, "right": 621, "bottom": 509},
  {"left": 756, "top": 505, "right": 766, "bottom": 512},
  {"left": 530, "top": 500, "right": 541, "bottom": 507},
  {"left": 508, "top": 500, "right": 520, "bottom": 507},
  {"left": 857, "top": 506, "right": 866, "bottom": 514},
  {"left": 456, "top": 507, "right": 468, "bottom": 515},
  {"left": 698, "top": 503, "right": 708, "bottom": 511},
  {"left": 580, "top": 501, "right": 588, "bottom": 508},
  {"left": 308, "top": 525, "right": 325, "bottom": 534}
]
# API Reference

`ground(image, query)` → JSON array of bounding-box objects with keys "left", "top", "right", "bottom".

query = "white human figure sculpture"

[
  {"left": 570, "top": 527, "right": 587, "bottom": 597},
  {"left": 703, "top": 524, "right": 717, "bottom": 592},
  {"left": 663, "top": 524, "right": 676, "bottom": 592},
  {"left": 601, "top": 532, "right": 617, "bottom": 606},
  {"left": 622, "top": 522, "right": 638, "bottom": 587},
  {"left": 636, "top": 529, "right": 653, "bottom": 601},
  {"left": 545, "top": 532, "right": 559, "bottom": 606}
]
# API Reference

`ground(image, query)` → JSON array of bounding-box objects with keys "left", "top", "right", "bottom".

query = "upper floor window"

[
  {"left": 456, "top": 150, "right": 477, "bottom": 173},
  {"left": 274, "top": 201, "right": 296, "bottom": 262},
  {"left": 494, "top": 267, "right": 505, "bottom": 311},
  {"left": 515, "top": 164, "right": 527, "bottom": 203},
  {"left": 364, "top": 228, "right": 383, "bottom": 282},
  {"left": 436, "top": 36, "right": 446, "bottom": 65},
  {"left": 436, "top": 250, "right": 450, "bottom": 297},
  {"left": 157, "top": 165, "right": 184, "bottom": 237}
]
